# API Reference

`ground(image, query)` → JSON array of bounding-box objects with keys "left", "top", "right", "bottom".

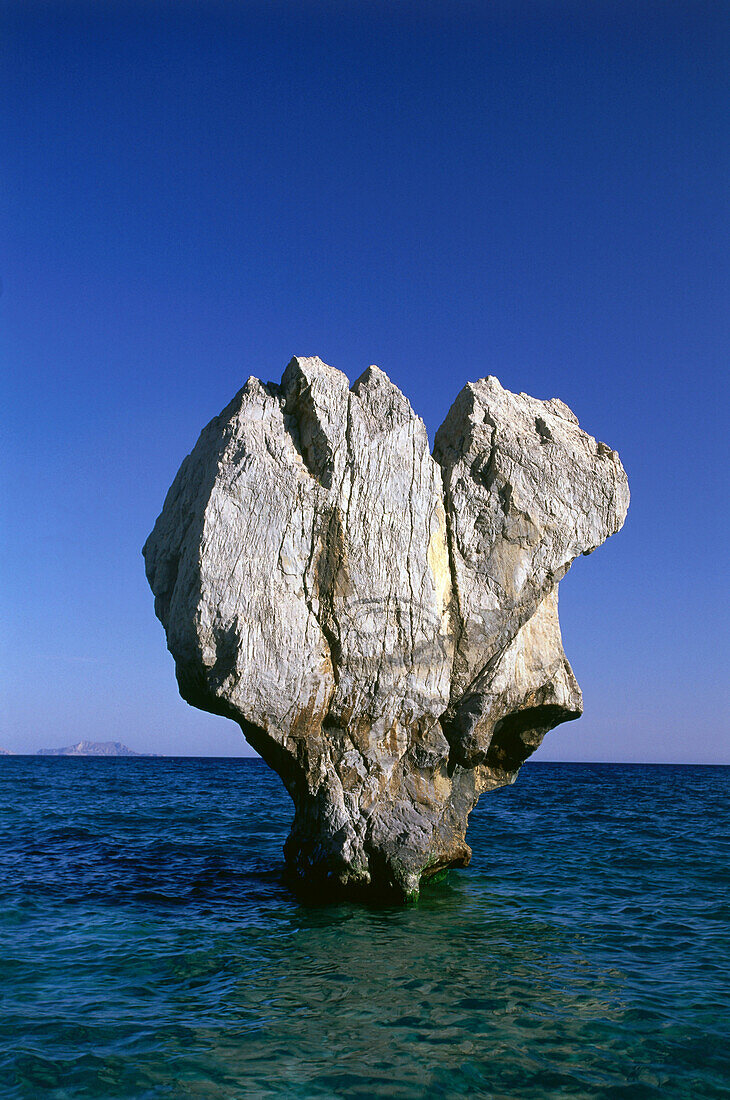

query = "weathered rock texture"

[{"left": 144, "top": 358, "right": 629, "bottom": 900}]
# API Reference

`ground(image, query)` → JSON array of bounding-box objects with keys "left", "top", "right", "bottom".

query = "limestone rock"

[
  {"left": 144, "top": 358, "right": 629, "bottom": 900},
  {"left": 433, "top": 376, "right": 629, "bottom": 769}
]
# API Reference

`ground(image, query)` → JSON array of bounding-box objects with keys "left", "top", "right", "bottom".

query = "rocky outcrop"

[{"left": 144, "top": 357, "right": 629, "bottom": 900}]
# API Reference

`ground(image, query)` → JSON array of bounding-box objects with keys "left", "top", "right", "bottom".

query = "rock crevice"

[{"left": 144, "top": 357, "right": 629, "bottom": 900}]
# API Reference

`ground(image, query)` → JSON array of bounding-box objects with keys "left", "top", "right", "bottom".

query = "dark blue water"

[{"left": 1, "top": 758, "right": 728, "bottom": 1099}]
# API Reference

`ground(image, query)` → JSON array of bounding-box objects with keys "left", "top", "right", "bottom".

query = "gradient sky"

[{"left": 2, "top": 1, "right": 728, "bottom": 761}]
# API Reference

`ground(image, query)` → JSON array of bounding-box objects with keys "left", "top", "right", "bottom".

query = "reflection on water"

[{"left": 0, "top": 757, "right": 728, "bottom": 1098}]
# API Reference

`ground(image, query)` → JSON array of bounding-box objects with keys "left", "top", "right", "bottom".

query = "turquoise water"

[{"left": 1, "top": 758, "right": 728, "bottom": 1099}]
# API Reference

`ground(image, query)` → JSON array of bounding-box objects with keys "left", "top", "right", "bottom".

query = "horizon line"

[{"left": 5, "top": 754, "right": 728, "bottom": 767}]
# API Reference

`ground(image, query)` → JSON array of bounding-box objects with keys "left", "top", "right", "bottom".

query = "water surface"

[{"left": 1, "top": 758, "right": 728, "bottom": 1098}]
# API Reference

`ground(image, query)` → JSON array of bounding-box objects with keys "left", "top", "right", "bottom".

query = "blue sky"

[{"left": 2, "top": 1, "right": 728, "bottom": 760}]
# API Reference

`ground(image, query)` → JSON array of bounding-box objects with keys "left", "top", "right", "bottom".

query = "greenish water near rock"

[{"left": 1, "top": 757, "right": 728, "bottom": 1098}]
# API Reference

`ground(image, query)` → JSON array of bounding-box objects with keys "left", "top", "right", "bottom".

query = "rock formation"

[{"left": 143, "top": 357, "right": 629, "bottom": 900}]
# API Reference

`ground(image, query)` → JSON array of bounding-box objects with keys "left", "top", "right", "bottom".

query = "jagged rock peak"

[{"left": 144, "top": 357, "right": 629, "bottom": 901}]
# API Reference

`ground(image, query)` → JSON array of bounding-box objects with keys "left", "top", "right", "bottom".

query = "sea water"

[{"left": 0, "top": 757, "right": 728, "bottom": 1098}]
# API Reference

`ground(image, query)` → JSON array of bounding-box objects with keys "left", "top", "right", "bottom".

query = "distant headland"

[{"left": 36, "top": 741, "right": 152, "bottom": 757}]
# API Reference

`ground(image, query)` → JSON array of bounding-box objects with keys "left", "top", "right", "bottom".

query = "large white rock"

[{"left": 144, "top": 358, "right": 629, "bottom": 899}]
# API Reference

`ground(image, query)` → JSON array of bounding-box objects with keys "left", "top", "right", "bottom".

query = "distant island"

[{"left": 37, "top": 741, "right": 152, "bottom": 757}]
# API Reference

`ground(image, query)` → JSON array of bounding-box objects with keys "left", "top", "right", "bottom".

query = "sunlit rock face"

[{"left": 144, "top": 357, "right": 629, "bottom": 900}]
